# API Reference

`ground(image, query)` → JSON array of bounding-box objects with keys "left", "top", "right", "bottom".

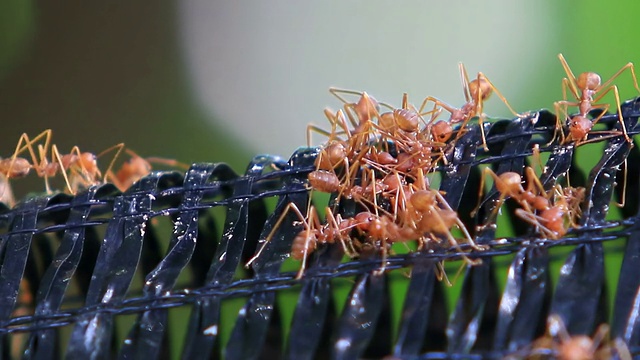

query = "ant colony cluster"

[
  {"left": 0, "top": 129, "right": 187, "bottom": 208},
  {"left": 246, "top": 53, "right": 640, "bottom": 280}
]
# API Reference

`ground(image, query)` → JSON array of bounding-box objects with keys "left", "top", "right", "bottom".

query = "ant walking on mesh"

[
  {"left": 0, "top": 131, "right": 49, "bottom": 207},
  {"left": 246, "top": 203, "right": 359, "bottom": 279},
  {"left": 473, "top": 166, "right": 584, "bottom": 240},
  {"left": 7, "top": 129, "right": 126, "bottom": 195},
  {"left": 418, "top": 63, "right": 522, "bottom": 151},
  {"left": 104, "top": 148, "right": 188, "bottom": 192},
  {"left": 328, "top": 88, "right": 384, "bottom": 133},
  {"left": 553, "top": 53, "right": 640, "bottom": 146}
]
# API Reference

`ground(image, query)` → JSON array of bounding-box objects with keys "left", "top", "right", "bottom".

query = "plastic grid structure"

[{"left": 0, "top": 97, "right": 640, "bottom": 359}]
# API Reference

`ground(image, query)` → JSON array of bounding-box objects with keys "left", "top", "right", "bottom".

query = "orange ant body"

[
  {"left": 246, "top": 203, "right": 358, "bottom": 279},
  {"left": 553, "top": 53, "right": 640, "bottom": 145},
  {"left": 307, "top": 170, "right": 341, "bottom": 194},
  {"left": 475, "top": 167, "right": 584, "bottom": 240},
  {"left": 419, "top": 63, "right": 522, "bottom": 151},
  {"left": 105, "top": 149, "right": 187, "bottom": 192},
  {"left": 0, "top": 130, "right": 70, "bottom": 205},
  {"left": 515, "top": 315, "right": 631, "bottom": 360},
  {"left": 329, "top": 88, "right": 382, "bottom": 132},
  {"left": 350, "top": 169, "right": 482, "bottom": 273},
  {"left": 474, "top": 167, "right": 551, "bottom": 217}
]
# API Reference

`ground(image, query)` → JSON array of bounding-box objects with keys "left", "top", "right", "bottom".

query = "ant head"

[
  {"left": 395, "top": 152, "right": 414, "bottom": 173},
  {"left": 354, "top": 212, "right": 373, "bottom": 232},
  {"left": 497, "top": 172, "right": 523, "bottom": 195},
  {"left": 316, "top": 142, "right": 346, "bottom": 170},
  {"left": 78, "top": 153, "right": 98, "bottom": 173},
  {"left": 569, "top": 115, "right": 593, "bottom": 141},
  {"left": 326, "top": 142, "right": 346, "bottom": 165},
  {"left": 116, "top": 156, "right": 151, "bottom": 186},
  {"left": 469, "top": 78, "right": 493, "bottom": 101},
  {"left": 577, "top": 72, "right": 601, "bottom": 91},
  {"left": 394, "top": 108, "right": 419, "bottom": 132},
  {"left": 354, "top": 92, "right": 379, "bottom": 124},
  {"left": 382, "top": 173, "right": 403, "bottom": 192},
  {"left": 431, "top": 120, "right": 453, "bottom": 143},
  {"left": 379, "top": 112, "right": 397, "bottom": 132}
]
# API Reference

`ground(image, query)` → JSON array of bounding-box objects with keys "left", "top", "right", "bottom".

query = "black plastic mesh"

[{"left": 2, "top": 98, "right": 640, "bottom": 359}]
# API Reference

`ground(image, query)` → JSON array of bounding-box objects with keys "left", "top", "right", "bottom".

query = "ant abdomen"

[{"left": 308, "top": 170, "right": 340, "bottom": 193}]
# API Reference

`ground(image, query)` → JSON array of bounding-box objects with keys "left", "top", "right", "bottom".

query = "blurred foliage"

[{"left": 0, "top": 0, "right": 34, "bottom": 81}]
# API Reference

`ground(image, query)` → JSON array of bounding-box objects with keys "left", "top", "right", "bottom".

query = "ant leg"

[
  {"left": 458, "top": 62, "right": 472, "bottom": 104},
  {"left": 594, "top": 85, "right": 632, "bottom": 143},
  {"left": 514, "top": 208, "right": 560, "bottom": 240},
  {"left": 51, "top": 145, "right": 73, "bottom": 194},
  {"left": 246, "top": 201, "right": 308, "bottom": 269},
  {"left": 331, "top": 89, "right": 382, "bottom": 129},
  {"left": 557, "top": 54, "right": 580, "bottom": 99},
  {"left": 449, "top": 261, "right": 467, "bottom": 286},
  {"left": 550, "top": 99, "right": 579, "bottom": 146},
  {"left": 589, "top": 324, "right": 610, "bottom": 354},
  {"left": 524, "top": 167, "right": 547, "bottom": 197},
  {"left": 476, "top": 72, "right": 523, "bottom": 118},
  {"left": 401, "top": 93, "right": 408, "bottom": 110},
  {"left": 7, "top": 130, "right": 51, "bottom": 180},
  {"left": 325, "top": 208, "right": 354, "bottom": 258},
  {"left": 581, "top": 93, "right": 633, "bottom": 145},
  {"left": 329, "top": 87, "right": 362, "bottom": 127},
  {"left": 306, "top": 124, "right": 332, "bottom": 147},
  {"left": 307, "top": 109, "right": 351, "bottom": 147},
  {"left": 433, "top": 190, "right": 484, "bottom": 251},
  {"left": 613, "top": 338, "right": 632, "bottom": 360},
  {"left": 597, "top": 62, "right": 640, "bottom": 95},
  {"left": 417, "top": 96, "right": 457, "bottom": 118},
  {"left": 474, "top": 98, "right": 490, "bottom": 151},
  {"left": 97, "top": 143, "right": 126, "bottom": 183},
  {"left": 532, "top": 144, "right": 546, "bottom": 176},
  {"left": 615, "top": 159, "right": 627, "bottom": 208},
  {"left": 471, "top": 167, "right": 506, "bottom": 218},
  {"left": 373, "top": 236, "right": 388, "bottom": 276},
  {"left": 296, "top": 207, "right": 320, "bottom": 279},
  {"left": 14, "top": 130, "right": 52, "bottom": 165},
  {"left": 145, "top": 157, "right": 189, "bottom": 170},
  {"left": 434, "top": 261, "right": 452, "bottom": 286}
]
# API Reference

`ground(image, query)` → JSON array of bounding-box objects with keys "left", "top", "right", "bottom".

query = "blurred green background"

[{"left": 1, "top": 1, "right": 639, "bottom": 357}]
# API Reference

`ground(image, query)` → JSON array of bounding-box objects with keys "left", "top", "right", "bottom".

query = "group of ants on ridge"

[
  {"left": 245, "top": 53, "right": 639, "bottom": 359},
  {"left": 0, "top": 129, "right": 187, "bottom": 208},
  {"left": 247, "top": 53, "right": 640, "bottom": 279}
]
